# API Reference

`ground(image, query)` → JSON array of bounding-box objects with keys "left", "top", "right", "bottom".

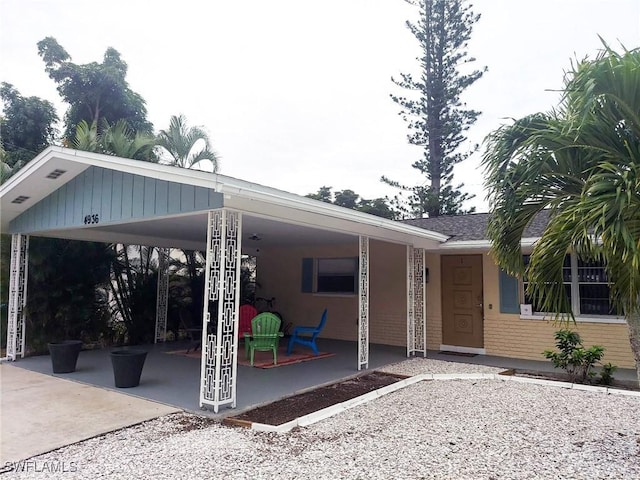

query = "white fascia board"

[
  {"left": 217, "top": 179, "right": 449, "bottom": 244},
  {"left": 439, "top": 240, "right": 492, "bottom": 250},
  {"left": 520, "top": 238, "right": 539, "bottom": 248},
  {"left": 1, "top": 147, "right": 449, "bottom": 245},
  {"left": 438, "top": 237, "right": 540, "bottom": 251}
]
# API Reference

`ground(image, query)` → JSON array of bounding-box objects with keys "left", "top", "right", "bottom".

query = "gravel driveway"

[{"left": 6, "top": 358, "right": 639, "bottom": 479}]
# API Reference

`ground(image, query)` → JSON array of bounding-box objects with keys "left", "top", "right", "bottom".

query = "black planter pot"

[
  {"left": 48, "top": 340, "right": 83, "bottom": 373},
  {"left": 110, "top": 349, "right": 148, "bottom": 388}
]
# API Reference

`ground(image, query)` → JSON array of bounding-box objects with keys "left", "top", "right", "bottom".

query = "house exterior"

[
  {"left": 260, "top": 212, "right": 634, "bottom": 371},
  {"left": 404, "top": 214, "right": 634, "bottom": 369},
  {"left": 1, "top": 147, "right": 634, "bottom": 413}
]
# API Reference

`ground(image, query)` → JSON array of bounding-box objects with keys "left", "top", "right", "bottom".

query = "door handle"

[{"left": 476, "top": 303, "right": 483, "bottom": 308}]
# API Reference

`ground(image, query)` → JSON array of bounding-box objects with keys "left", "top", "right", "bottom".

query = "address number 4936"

[{"left": 83, "top": 214, "right": 100, "bottom": 225}]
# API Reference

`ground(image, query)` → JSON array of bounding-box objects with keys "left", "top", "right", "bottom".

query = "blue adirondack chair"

[{"left": 286, "top": 309, "right": 327, "bottom": 356}]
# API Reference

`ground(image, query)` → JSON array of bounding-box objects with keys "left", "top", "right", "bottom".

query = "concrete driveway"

[{"left": 0, "top": 363, "right": 180, "bottom": 465}]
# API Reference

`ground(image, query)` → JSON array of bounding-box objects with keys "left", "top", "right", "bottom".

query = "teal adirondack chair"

[{"left": 245, "top": 312, "right": 283, "bottom": 366}]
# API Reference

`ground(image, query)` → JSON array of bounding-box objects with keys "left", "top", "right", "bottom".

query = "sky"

[{"left": 1, "top": 0, "right": 639, "bottom": 213}]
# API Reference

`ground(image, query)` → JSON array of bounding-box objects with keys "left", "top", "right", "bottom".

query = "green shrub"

[
  {"left": 599, "top": 362, "right": 618, "bottom": 385},
  {"left": 543, "top": 329, "right": 605, "bottom": 384}
]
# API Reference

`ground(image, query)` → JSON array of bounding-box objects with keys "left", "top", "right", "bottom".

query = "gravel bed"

[
  {"left": 378, "top": 357, "right": 505, "bottom": 376},
  {"left": 7, "top": 359, "right": 640, "bottom": 480}
]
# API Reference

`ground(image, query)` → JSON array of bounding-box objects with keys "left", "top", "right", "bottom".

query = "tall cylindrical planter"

[
  {"left": 48, "top": 340, "right": 83, "bottom": 373},
  {"left": 110, "top": 349, "right": 148, "bottom": 388}
]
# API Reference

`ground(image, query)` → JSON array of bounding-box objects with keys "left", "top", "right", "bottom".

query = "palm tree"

[
  {"left": 71, "top": 119, "right": 160, "bottom": 344},
  {"left": 0, "top": 161, "right": 11, "bottom": 185},
  {"left": 156, "top": 114, "right": 219, "bottom": 307},
  {"left": 156, "top": 114, "right": 219, "bottom": 172},
  {"left": 482, "top": 44, "right": 640, "bottom": 383},
  {"left": 71, "top": 119, "right": 157, "bottom": 161}
]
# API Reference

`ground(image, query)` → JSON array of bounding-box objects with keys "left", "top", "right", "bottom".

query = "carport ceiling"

[
  {"left": 33, "top": 212, "right": 356, "bottom": 251},
  {"left": 97, "top": 212, "right": 355, "bottom": 248}
]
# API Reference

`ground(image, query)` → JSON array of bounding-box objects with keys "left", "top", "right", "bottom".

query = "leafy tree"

[
  {"left": 37, "top": 37, "right": 153, "bottom": 139},
  {"left": 0, "top": 82, "right": 58, "bottom": 169},
  {"left": 0, "top": 233, "right": 10, "bottom": 347},
  {"left": 0, "top": 144, "right": 12, "bottom": 184},
  {"left": 25, "top": 238, "right": 114, "bottom": 353},
  {"left": 157, "top": 114, "right": 219, "bottom": 171},
  {"left": 334, "top": 189, "right": 359, "bottom": 209},
  {"left": 306, "top": 186, "right": 398, "bottom": 220},
  {"left": 306, "top": 186, "right": 333, "bottom": 203},
  {"left": 357, "top": 198, "right": 397, "bottom": 219},
  {"left": 482, "top": 44, "right": 640, "bottom": 383},
  {"left": 384, "top": 0, "right": 485, "bottom": 217}
]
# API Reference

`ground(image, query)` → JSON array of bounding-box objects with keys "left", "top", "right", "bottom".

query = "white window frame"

[{"left": 520, "top": 253, "right": 625, "bottom": 324}]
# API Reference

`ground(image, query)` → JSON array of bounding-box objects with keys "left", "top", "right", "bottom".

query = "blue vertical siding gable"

[{"left": 8, "top": 166, "right": 224, "bottom": 234}]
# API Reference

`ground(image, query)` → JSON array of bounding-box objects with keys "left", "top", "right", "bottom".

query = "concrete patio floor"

[
  {"left": 5, "top": 339, "right": 410, "bottom": 417},
  {"left": 7, "top": 339, "right": 637, "bottom": 418},
  {"left": 2, "top": 339, "right": 636, "bottom": 466}
]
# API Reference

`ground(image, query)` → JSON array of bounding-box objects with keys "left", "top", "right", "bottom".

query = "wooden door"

[{"left": 441, "top": 255, "right": 484, "bottom": 348}]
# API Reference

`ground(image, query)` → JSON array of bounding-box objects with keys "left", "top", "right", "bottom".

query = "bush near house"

[{"left": 543, "top": 329, "right": 615, "bottom": 384}]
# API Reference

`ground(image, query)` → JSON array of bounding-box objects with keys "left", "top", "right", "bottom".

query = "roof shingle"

[{"left": 403, "top": 211, "right": 550, "bottom": 243}]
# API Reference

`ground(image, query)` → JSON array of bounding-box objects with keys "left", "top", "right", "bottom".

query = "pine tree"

[{"left": 385, "top": 0, "right": 485, "bottom": 217}]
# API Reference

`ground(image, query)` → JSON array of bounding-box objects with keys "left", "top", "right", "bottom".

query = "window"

[
  {"left": 577, "top": 258, "right": 616, "bottom": 315},
  {"left": 522, "top": 254, "right": 620, "bottom": 317},
  {"left": 317, "top": 258, "right": 357, "bottom": 294},
  {"left": 301, "top": 257, "right": 358, "bottom": 294},
  {"left": 523, "top": 254, "right": 572, "bottom": 313}
]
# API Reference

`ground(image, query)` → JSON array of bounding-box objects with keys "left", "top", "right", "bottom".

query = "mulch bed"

[
  {"left": 499, "top": 368, "right": 639, "bottom": 391},
  {"left": 225, "top": 371, "right": 408, "bottom": 426}
]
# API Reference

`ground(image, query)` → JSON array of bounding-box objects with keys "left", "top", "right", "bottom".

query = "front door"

[{"left": 441, "top": 255, "right": 484, "bottom": 348}]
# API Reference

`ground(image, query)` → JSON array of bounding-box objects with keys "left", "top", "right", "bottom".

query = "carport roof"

[{"left": 0, "top": 147, "right": 449, "bottom": 250}]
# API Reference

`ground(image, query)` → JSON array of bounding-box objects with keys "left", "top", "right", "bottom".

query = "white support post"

[
  {"left": 155, "top": 248, "right": 170, "bottom": 343},
  {"left": 407, "top": 247, "right": 426, "bottom": 357},
  {"left": 414, "top": 248, "right": 427, "bottom": 357},
  {"left": 407, "top": 246, "right": 415, "bottom": 357},
  {"left": 199, "top": 209, "right": 242, "bottom": 412},
  {"left": 7, "top": 234, "right": 29, "bottom": 360},
  {"left": 358, "top": 236, "right": 369, "bottom": 370}
]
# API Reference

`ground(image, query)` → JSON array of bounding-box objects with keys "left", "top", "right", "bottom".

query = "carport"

[{"left": 0, "top": 146, "right": 446, "bottom": 412}]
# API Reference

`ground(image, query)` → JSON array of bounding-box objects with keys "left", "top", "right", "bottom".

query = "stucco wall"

[{"left": 255, "top": 240, "right": 408, "bottom": 346}]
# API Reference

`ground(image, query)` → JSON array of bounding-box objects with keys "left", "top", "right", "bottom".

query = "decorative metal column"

[
  {"left": 7, "top": 234, "right": 29, "bottom": 360},
  {"left": 407, "top": 247, "right": 426, "bottom": 357},
  {"left": 155, "top": 247, "right": 170, "bottom": 343},
  {"left": 199, "top": 209, "right": 242, "bottom": 412},
  {"left": 358, "top": 236, "right": 369, "bottom": 370}
]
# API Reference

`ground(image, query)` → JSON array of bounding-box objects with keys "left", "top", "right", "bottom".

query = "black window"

[{"left": 316, "top": 258, "right": 357, "bottom": 294}]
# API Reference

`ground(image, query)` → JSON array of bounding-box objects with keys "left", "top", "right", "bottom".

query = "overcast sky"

[{"left": 1, "top": 0, "right": 639, "bottom": 212}]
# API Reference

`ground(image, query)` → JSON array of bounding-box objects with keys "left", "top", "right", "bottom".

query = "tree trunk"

[{"left": 626, "top": 312, "right": 640, "bottom": 385}]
